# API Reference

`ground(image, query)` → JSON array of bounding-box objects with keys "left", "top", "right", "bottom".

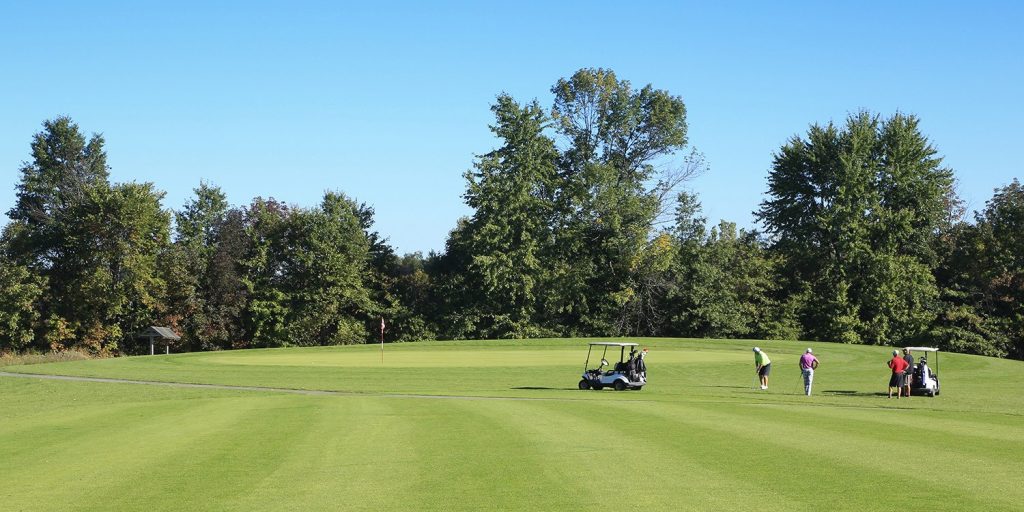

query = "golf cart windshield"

[
  {"left": 904, "top": 347, "right": 939, "bottom": 368},
  {"left": 584, "top": 342, "right": 640, "bottom": 371}
]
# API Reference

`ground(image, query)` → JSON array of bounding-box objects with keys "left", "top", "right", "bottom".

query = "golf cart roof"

[
  {"left": 905, "top": 347, "right": 940, "bottom": 352},
  {"left": 588, "top": 342, "right": 640, "bottom": 347}
]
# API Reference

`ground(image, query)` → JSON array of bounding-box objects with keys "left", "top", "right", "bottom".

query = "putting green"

[
  {"left": 198, "top": 344, "right": 716, "bottom": 368},
  {"left": 2, "top": 338, "right": 1022, "bottom": 511}
]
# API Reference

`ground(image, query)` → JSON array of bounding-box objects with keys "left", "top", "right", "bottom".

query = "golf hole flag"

[{"left": 380, "top": 317, "right": 385, "bottom": 363}]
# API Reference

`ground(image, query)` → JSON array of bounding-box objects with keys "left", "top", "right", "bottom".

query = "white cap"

[
  {"left": 806, "top": 348, "right": 813, "bottom": 353},
  {"left": 753, "top": 347, "right": 760, "bottom": 352}
]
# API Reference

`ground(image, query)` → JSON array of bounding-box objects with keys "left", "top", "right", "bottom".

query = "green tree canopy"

[
  {"left": 3, "top": 118, "right": 171, "bottom": 353},
  {"left": 436, "top": 95, "right": 559, "bottom": 338},
  {"left": 757, "top": 112, "right": 955, "bottom": 345}
]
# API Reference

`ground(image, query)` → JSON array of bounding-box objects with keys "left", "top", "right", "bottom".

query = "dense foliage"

[{"left": 1, "top": 72, "right": 1020, "bottom": 358}]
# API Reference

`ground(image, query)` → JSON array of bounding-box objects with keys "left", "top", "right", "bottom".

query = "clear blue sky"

[{"left": 2, "top": 1, "right": 1021, "bottom": 254}]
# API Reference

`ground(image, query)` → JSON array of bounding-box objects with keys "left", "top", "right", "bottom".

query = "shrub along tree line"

[{"left": 1, "top": 69, "right": 1021, "bottom": 359}]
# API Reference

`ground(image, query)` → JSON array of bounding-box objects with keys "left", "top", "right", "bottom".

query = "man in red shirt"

[{"left": 887, "top": 350, "right": 909, "bottom": 399}]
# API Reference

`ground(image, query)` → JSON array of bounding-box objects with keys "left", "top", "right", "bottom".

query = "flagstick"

[{"left": 380, "top": 317, "right": 385, "bottom": 365}]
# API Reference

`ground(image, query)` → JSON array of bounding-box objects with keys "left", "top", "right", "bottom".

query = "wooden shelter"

[{"left": 137, "top": 326, "right": 181, "bottom": 355}]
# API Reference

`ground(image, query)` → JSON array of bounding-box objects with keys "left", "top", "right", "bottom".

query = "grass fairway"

[{"left": 2, "top": 338, "right": 1023, "bottom": 511}]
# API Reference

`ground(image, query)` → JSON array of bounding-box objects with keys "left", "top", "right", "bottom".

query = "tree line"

[{"left": 1, "top": 68, "right": 1021, "bottom": 359}]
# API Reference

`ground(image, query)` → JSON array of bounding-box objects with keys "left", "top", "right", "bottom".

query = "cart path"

[{"left": 0, "top": 370, "right": 646, "bottom": 402}]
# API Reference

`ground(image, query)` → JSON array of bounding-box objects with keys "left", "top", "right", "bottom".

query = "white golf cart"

[
  {"left": 905, "top": 346, "right": 941, "bottom": 397},
  {"left": 578, "top": 342, "right": 647, "bottom": 391}
]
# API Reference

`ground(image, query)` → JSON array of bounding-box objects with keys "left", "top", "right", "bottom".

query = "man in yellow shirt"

[{"left": 753, "top": 347, "right": 772, "bottom": 390}]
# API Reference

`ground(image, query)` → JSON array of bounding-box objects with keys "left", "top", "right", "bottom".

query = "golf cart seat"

[
  {"left": 904, "top": 347, "right": 941, "bottom": 397},
  {"left": 915, "top": 362, "right": 930, "bottom": 382}
]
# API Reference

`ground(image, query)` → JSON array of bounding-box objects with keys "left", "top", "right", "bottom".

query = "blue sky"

[{"left": 1, "top": 1, "right": 1021, "bottom": 254}]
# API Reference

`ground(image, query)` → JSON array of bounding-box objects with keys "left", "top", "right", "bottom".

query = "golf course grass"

[{"left": 2, "top": 338, "right": 1022, "bottom": 511}]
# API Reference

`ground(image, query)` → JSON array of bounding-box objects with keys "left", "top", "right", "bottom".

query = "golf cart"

[
  {"left": 578, "top": 342, "right": 647, "bottom": 391},
  {"left": 904, "top": 346, "right": 941, "bottom": 397}
]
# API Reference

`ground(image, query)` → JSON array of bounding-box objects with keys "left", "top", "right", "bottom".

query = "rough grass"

[
  {"left": 2, "top": 338, "right": 1022, "bottom": 511},
  {"left": 0, "top": 349, "right": 91, "bottom": 367}
]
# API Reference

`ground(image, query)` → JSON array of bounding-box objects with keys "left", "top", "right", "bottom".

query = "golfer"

[
  {"left": 753, "top": 347, "right": 771, "bottom": 390},
  {"left": 902, "top": 348, "right": 915, "bottom": 398},
  {"left": 799, "top": 348, "right": 819, "bottom": 396},
  {"left": 887, "top": 350, "right": 909, "bottom": 399}
]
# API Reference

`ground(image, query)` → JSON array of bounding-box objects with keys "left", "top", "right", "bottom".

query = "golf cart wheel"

[
  {"left": 614, "top": 380, "right": 627, "bottom": 391},
  {"left": 578, "top": 379, "right": 591, "bottom": 390}
]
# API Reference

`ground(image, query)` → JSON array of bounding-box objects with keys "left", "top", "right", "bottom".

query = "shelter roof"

[{"left": 137, "top": 326, "right": 181, "bottom": 340}]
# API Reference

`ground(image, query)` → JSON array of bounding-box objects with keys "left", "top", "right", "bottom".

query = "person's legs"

[{"left": 803, "top": 368, "right": 814, "bottom": 395}]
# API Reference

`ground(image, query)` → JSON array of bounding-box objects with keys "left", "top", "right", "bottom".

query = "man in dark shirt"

[{"left": 902, "top": 348, "right": 915, "bottom": 398}]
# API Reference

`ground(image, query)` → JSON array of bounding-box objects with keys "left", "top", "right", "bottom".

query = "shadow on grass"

[
  {"left": 510, "top": 386, "right": 577, "bottom": 391},
  {"left": 823, "top": 390, "right": 889, "bottom": 397}
]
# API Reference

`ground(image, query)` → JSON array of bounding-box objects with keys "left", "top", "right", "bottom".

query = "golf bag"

[
  {"left": 626, "top": 351, "right": 647, "bottom": 382},
  {"left": 916, "top": 362, "right": 930, "bottom": 382},
  {"left": 624, "top": 353, "right": 637, "bottom": 381}
]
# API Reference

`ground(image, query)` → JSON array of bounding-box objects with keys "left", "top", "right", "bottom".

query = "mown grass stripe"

[
  {"left": 608, "top": 400, "right": 1021, "bottom": 511},
  {"left": 3, "top": 338, "right": 1022, "bottom": 512}
]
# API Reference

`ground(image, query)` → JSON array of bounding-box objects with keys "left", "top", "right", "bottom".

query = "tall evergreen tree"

[
  {"left": 440, "top": 95, "right": 559, "bottom": 338},
  {"left": 757, "top": 112, "right": 955, "bottom": 345},
  {"left": 7, "top": 117, "right": 110, "bottom": 266},
  {"left": 5, "top": 118, "right": 171, "bottom": 353}
]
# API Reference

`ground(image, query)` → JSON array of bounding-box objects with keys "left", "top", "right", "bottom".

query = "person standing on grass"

[
  {"left": 753, "top": 347, "right": 771, "bottom": 390},
  {"left": 799, "top": 348, "right": 819, "bottom": 396},
  {"left": 902, "top": 348, "right": 915, "bottom": 398},
  {"left": 887, "top": 350, "right": 909, "bottom": 399}
]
